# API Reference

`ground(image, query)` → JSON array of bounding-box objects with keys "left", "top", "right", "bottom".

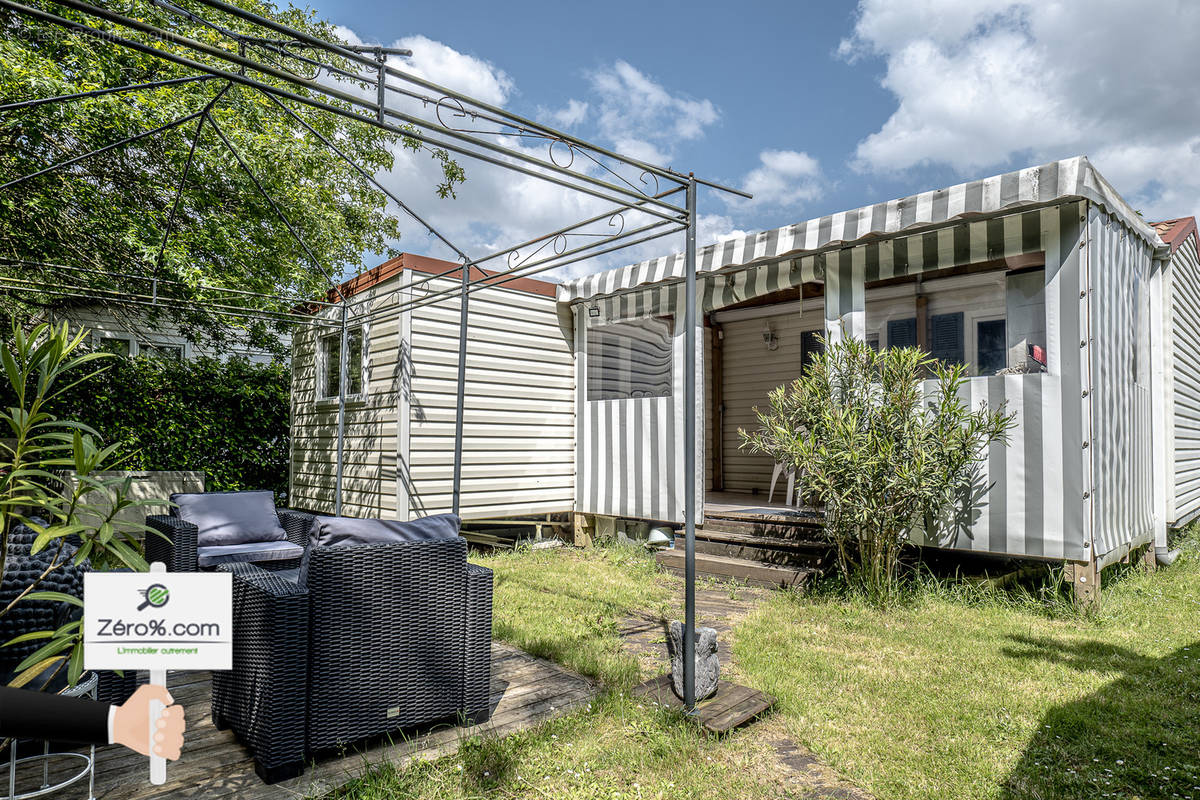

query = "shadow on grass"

[{"left": 999, "top": 635, "right": 1200, "bottom": 799}]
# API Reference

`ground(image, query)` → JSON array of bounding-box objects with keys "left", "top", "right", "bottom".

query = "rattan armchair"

[
  {"left": 144, "top": 506, "right": 314, "bottom": 572},
  {"left": 210, "top": 533, "right": 493, "bottom": 783}
]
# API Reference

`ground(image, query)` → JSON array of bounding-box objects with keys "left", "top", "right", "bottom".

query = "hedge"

[{"left": 55, "top": 355, "right": 291, "bottom": 503}]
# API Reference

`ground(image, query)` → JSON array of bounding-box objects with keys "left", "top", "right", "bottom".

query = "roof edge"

[
  {"left": 316, "top": 252, "right": 558, "bottom": 307},
  {"left": 1152, "top": 217, "right": 1198, "bottom": 256}
]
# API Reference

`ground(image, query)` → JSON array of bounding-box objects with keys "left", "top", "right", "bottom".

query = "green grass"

[
  {"left": 321, "top": 543, "right": 787, "bottom": 800},
  {"left": 735, "top": 535, "right": 1200, "bottom": 799},
  {"left": 482, "top": 543, "right": 674, "bottom": 688},
  {"left": 324, "top": 536, "right": 1200, "bottom": 800}
]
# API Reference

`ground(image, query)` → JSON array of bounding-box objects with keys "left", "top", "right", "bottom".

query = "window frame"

[
  {"left": 317, "top": 322, "right": 368, "bottom": 405},
  {"left": 93, "top": 333, "right": 134, "bottom": 357},
  {"left": 139, "top": 342, "right": 185, "bottom": 361},
  {"left": 964, "top": 310, "right": 1008, "bottom": 377}
]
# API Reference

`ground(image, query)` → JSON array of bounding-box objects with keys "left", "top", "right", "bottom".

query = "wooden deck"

[
  {"left": 704, "top": 490, "right": 821, "bottom": 523},
  {"left": 41, "top": 643, "right": 595, "bottom": 800}
]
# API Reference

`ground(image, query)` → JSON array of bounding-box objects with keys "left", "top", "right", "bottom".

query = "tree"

[
  {"left": 740, "top": 336, "right": 1014, "bottom": 605},
  {"left": 0, "top": 0, "right": 463, "bottom": 348}
]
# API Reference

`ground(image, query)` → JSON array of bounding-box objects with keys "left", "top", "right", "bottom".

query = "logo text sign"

[{"left": 84, "top": 572, "right": 233, "bottom": 671}]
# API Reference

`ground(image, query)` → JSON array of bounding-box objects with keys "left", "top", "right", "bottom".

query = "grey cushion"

[
  {"left": 196, "top": 540, "right": 304, "bottom": 568},
  {"left": 172, "top": 491, "right": 286, "bottom": 548},
  {"left": 309, "top": 514, "right": 461, "bottom": 548}
]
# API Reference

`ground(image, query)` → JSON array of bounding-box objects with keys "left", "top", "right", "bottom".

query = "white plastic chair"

[{"left": 769, "top": 462, "right": 797, "bottom": 506}]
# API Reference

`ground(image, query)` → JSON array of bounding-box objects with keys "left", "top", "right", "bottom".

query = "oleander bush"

[{"left": 740, "top": 335, "right": 1014, "bottom": 605}]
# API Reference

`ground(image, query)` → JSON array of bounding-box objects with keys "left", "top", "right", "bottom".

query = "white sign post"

[{"left": 84, "top": 562, "right": 232, "bottom": 785}]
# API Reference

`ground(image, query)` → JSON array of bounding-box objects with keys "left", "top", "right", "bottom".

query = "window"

[
  {"left": 975, "top": 319, "right": 1007, "bottom": 375},
  {"left": 928, "top": 312, "right": 964, "bottom": 365},
  {"left": 97, "top": 337, "right": 132, "bottom": 357},
  {"left": 320, "top": 326, "right": 365, "bottom": 400},
  {"left": 140, "top": 343, "right": 183, "bottom": 361},
  {"left": 586, "top": 317, "right": 673, "bottom": 401},
  {"left": 1005, "top": 269, "right": 1047, "bottom": 373},
  {"left": 886, "top": 313, "right": 965, "bottom": 365}
]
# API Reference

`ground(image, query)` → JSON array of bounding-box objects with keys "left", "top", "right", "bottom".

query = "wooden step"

[
  {"left": 655, "top": 548, "right": 815, "bottom": 590},
  {"left": 690, "top": 527, "right": 828, "bottom": 552},
  {"left": 685, "top": 535, "right": 832, "bottom": 569},
  {"left": 702, "top": 512, "right": 824, "bottom": 539}
]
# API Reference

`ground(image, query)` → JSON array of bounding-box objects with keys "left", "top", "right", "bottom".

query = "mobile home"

[
  {"left": 294, "top": 157, "right": 1200, "bottom": 592},
  {"left": 290, "top": 253, "right": 574, "bottom": 523},
  {"left": 558, "top": 156, "right": 1200, "bottom": 590}
]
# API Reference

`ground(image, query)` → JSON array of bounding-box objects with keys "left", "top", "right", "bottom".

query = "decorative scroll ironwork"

[
  {"left": 427, "top": 91, "right": 664, "bottom": 200},
  {"left": 505, "top": 212, "right": 626, "bottom": 272}
]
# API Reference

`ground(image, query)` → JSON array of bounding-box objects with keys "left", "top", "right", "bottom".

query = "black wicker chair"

[
  {"left": 0, "top": 521, "right": 140, "bottom": 704},
  {"left": 211, "top": 531, "right": 493, "bottom": 783},
  {"left": 145, "top": 499, "right": 314, "bottom": 573}
]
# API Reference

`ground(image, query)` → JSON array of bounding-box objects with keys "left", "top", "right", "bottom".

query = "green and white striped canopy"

[{"left": 558, "top": 155, "right": 1164, "bottom": 304}]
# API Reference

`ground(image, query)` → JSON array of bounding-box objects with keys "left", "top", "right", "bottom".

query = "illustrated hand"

[{"left": 111, "top": 685, "right": 186, "bottom": 760}]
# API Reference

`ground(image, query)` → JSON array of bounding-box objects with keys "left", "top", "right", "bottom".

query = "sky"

[{"left": 311, "top": 0, "right": 1200, "bottom": 281}]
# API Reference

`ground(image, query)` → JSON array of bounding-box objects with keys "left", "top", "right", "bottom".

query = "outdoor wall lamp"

[{"left": 762, "top": 322, "right": 778, "bottom": 351}]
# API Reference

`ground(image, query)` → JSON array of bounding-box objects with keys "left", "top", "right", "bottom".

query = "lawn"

[
  {"left": 325, "top": 536, "right": 1200, "bottom": 800},
  {"left": 736, "top": 537, "right": 1200, "bottom": 800}
]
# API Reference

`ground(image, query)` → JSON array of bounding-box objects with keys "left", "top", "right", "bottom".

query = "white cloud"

[
  {"left": 698, "top": 213, "right": 752, "bottom": 245},
  {"left": 841, "top": 0, "right": 1200, "bottom": 220},
  {"left": 738, "top": 149, "right": 822, "bottom": 208},
  {"left": 588, "top": 60, "right": 720, "bottom": 163},
  {"left": 391, "top": 35, "right": 513, "bottom": 106},
  {"left": 544, "top": 99, "right": 589, "bottom": 128},
  {"left": 317, "top": 31, "right": 733, "bottom": 282}
]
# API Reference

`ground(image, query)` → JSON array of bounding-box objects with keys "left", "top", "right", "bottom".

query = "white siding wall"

[
  {"left": 1168, "top": 231, "right": 1200, "bottom": 525},
  {"left": 720, "top": 315, "right": 796, "bottom": 494},
  {"left": 291, "top": 272, "right": 575, "bottom": 521},
  {"left": 716, "top": 302, "right": 822, "bottom": 494},
  {"left": 290, "top": 285, "right": 399, "bottom": 518},
  {"left": 406, "top": 276, "right": 574, "bottom": 520}
]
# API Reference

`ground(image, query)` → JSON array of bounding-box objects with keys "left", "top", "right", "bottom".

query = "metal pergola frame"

[{"left": 0, "top": 0, "right": 753, "bottom": 710}]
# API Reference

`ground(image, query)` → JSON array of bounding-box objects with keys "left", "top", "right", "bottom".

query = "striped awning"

[{"left": 558, "top": 155, "right": 1166, "bottom": 304}]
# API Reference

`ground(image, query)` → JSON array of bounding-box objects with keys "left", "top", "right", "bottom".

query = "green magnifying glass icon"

[{"left": 137, "top": 583, "right": 170, "bottom": 611}]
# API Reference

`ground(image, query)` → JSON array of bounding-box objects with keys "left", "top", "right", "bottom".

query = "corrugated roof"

[{"left": 559, "top": 155, "right": 1167, "bottom": 303}]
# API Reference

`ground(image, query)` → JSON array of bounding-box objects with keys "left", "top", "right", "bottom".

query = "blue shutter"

[
  {"left": 929, "top": 312, "right": 964, "bottom": 365},
  {"left": 887, "top": 317, "right": 917, "bottom": 348},
  {"left": 801, "top": 329, "right": 825, "bottom": 366}
]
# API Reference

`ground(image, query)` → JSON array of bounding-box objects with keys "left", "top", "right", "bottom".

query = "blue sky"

[{"left": 314, "top": 0, "right": 1200, "bottom": 280}]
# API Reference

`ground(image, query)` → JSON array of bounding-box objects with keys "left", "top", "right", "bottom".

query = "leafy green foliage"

[
  {"left": 54, "top": 353, "right": 291, "bottom": 503},
  {"left": 0, "top": 0, "right": 464, "bottom": 348},
  {"left": 741, "top": 336, "right": 1014, "bottom": 605},
  {"left": 0, "top": 322, "right": 155, "bottom": 687}
]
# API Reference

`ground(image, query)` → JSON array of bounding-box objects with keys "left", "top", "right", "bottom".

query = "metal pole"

[
  {"left": 335, "top": 298, "right": 347, "bottom": 517},
  {"left": 0, "top": 74, "right": 211, "bottom": 112},
  {"left": 374, "top": 49, "right": 386, "bottom": 124},
  {"left": 683, "top": 174, "right": 697, "bottom": 711},
  {"left": 451, "top": 261, "right": 470, "bottom": 516}
]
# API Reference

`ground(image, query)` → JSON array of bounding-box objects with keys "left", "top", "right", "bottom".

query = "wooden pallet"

[{"left": 631, "top": 674, "right": 774, "bottom": 733}]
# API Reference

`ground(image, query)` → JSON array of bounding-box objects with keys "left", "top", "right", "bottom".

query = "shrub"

[
  {"left": 740, "top": 335, "right": 1014, "bottom": 605},
  {"left": 55, "top": 354, "right": 291, "bottom": 503},
  {"left": 1, "top": 322, "right": 152, "bottom": 687}
]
